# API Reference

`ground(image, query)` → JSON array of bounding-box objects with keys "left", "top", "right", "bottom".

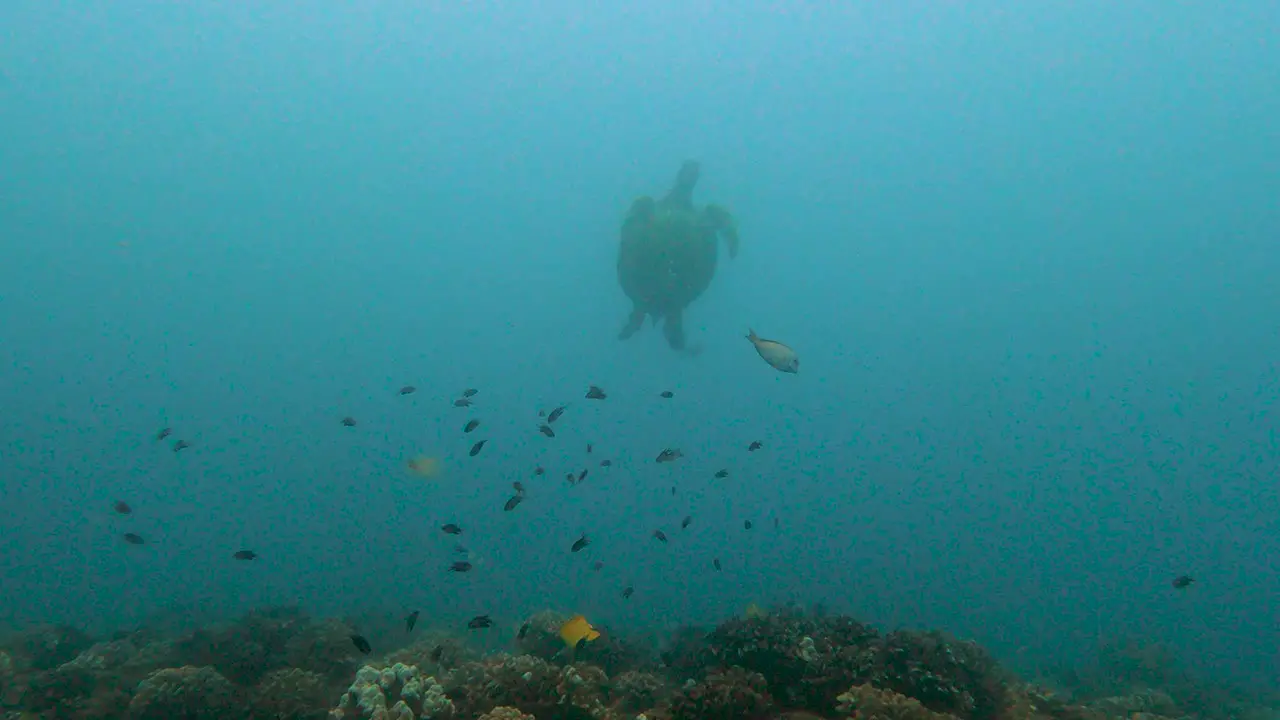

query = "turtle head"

[{"left": 675, "top": 161, "right": 701, "bottom": 193}]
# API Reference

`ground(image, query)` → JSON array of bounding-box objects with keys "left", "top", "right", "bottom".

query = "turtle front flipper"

[
  {"left": 703, "top": 203, "right": 739, "bottom": 259},
  {"left": 623, "top": 196, "right": 657, "bottom": 233}
]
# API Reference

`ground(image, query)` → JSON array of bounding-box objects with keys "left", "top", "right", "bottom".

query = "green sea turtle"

[{"left": 616, "top": 161, "right": 739, "bottom": 351}]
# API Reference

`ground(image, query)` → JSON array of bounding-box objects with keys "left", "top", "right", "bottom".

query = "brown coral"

[
  {"left": 668, "top": 666, "right": 774, "bottom": 720},
  {"left": 837, "top": 683, "right": 962, "bottom": 720},
  {"left": 610, "top": 670, "right": 669, "bottom": 713},
  {"left": 127, "top": 665, "right": 248, "bottom": 720},
  {"left": 251, "top": 668, "right": 331, "bottom": 720},
  {"left": 478, "top": 707, "right": 535, "bottom": 720}
]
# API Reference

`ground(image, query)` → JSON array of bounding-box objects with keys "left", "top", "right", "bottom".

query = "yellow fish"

[
  {"left": 744, "top": 602, "right": 768, "bottom": 619},
  {"left": 405, "top": 455, "right": 443, "bottom": 479},
  {"left": 559, "top": 614, "right": 601, "bottom": 648}
]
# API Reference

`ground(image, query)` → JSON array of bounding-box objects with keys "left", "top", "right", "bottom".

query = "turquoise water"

[{"left": 1, "top": 1, "right": 1276, "bottom": 695}]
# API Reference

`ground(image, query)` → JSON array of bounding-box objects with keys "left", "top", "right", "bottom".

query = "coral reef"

[
  {"left": 127, "top": 665, "right": 247, "bottom": 719},
  {"left": 0, "top": 604, "right": 1268, "bottom": 720},
  {"left": 253, "top": 667, "right": 333, "bottom": 720},
  {"left": 477, "top": 708, "right": 534, "bottom": 720},
  {"left": 668, "top": 665, "right": 774, "bottom": 720},
  {"left": 837, "top": 682, "right": 962, "bottom": 720},
  {"left": 329, "top": 663, "right": 453, "bottom": 720}
]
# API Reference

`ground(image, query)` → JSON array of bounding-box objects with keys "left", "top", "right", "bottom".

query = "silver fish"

[{"left": 747, "top": 329, "right": 799, "bottom": 373}]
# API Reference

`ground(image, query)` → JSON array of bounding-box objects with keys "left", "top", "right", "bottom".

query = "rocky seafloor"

[{"left": 0, "top": 605, "right": 1271, "bottom": 720}]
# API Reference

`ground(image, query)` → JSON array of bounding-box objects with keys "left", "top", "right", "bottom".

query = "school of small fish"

[{"left": 108, "top": 337, "right": 1198, "bottom": 655}]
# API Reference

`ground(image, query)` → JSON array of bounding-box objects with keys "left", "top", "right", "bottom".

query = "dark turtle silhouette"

[{"left": 616, "top": 161, "right": 739, "bottom": 351}]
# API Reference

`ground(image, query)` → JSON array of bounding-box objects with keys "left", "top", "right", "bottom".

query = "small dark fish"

[
  {"left": 113, "top": 500, "right": 132, "bottom": 515},
  {"left": 539, "top": 424, "right": 556, "bottom": 437},
  {"left": 656, "top": 448, "right": 682, "bottom": 463},
  {"left": 593, "top": 560, "right": 604, "bottom": 571},
  {"left": 600, "top": 459, "right": 611, "bottom": 467},
  {"left": 714, "top": 469, "right": 729, "bottom": 479},
  {"left": 449, "top": 561, "right": 473, "bottom": 572},
  {"left": 538, "top": 409, "right": 546, "bottom": 417},
  {"left": 585, "top": 385, "right": 607, "bottom": 400},
  {"left": 464, "top": 419, "right": 480, "bottom": 433},
  {"left": 441, "top": 523, "right": 463, "bottom": 535},
  {"left": 534, "top": 465, "right": 545, "bottom": 476},
  {"left": 406, "top": 610, "right": 420, "bottom": 632},
  {"left": 430, "top": 645, "right": 444, "bottom": 662},
  {"left": 469, "top": 439, "right": 487, "bottom": 457},
  {"left": 575, "top": 636, "right": 589, "bottom": 652},
  {"left": 744, "top": 520, "right": 753, "bottom": 530},
  {"left": 454, "top": 398, "right": 473, "bottom": 407},
  {"left": 547, "top": 405, "right": 567, "bottom": 423},
  {"left": 350, "top": 634, "right": 372, "bottom": 654},
  {"left": 453, "top": 543, "right": 468, "bottom": 554},
  {"left": 467, "top": 614, "right": 493, "bottom": 629},
  {"left": 571, "top": 533, "right": 589, "bottom": 552},
  {"left": 660, "top": 391, "right": 674, "bottom": 398},
  {"left": 714, "top": 558, "right": 722, "bottom": 571},
  {"left": 122, "top": 532, "right": 145, "bottom": 545},
  {"left": 652, "top": 529, "right": 668, "bottom": 544},
  {"left": 504, "top": 494, "right": 524, "bottom": 511},
  {"left": 462, "top": 388, "right": 478, "bottom": 397},
  {"left": 341, "top": 416, "right": 357, "bottom": 427},
  {"left": 233, "top": 550, "right": 257, "bottom": 560},
  {"left": 155, "top": 427, "right": 172, "bottom": 441},
  {"left": 748, "top": 441, "right": 763, "bottom": 451},
  {"left": 670, "top": 486, "right": 676, "bottom": 496},
  {"left": 1172, "top": 575, "right": 1195, "bottom": 589},
  {"left": 773, "top": 517, "right": 780, "bottom": 530},
  {"left": 172, "top": 440, "right": 191, "bottom": 453},
  {"left": 622, "top": 586, "right": 634, "bottom": 599},
  {"left": 586, "top": 443, "right": 593, "bottom": 454},
  {"left": 512, "top": 481, "right": 525, "bottom": 494},
  {"left": 399, "top": 385, "right": 417, "bottom": 395},
  {"left": 577, "top": 468, "right": 588, "bottom": 483},
  {"left": 681, "top": 515, "right": 692, "bottom": 529},
  {"left": 517, "top": 621, "right": 531, "bottom": 639}
]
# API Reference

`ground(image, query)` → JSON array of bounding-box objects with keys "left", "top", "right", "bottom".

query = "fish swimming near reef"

[
  {"left": 747, "top": 328, "right": 799, "bottom": 373},
  {"left": 559, "top": 614, "right": 601, "bottom": 648}
]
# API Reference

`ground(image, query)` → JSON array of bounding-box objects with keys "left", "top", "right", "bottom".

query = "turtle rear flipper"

[
  {"left": 663, "top": 308, "right": 687, "bottom": 350},
  {"left": 704, "top": 204, "right": 739, "bottom": 259},
  {"left": 619, "top": 307, "right": 646, "bottom": 341}
]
